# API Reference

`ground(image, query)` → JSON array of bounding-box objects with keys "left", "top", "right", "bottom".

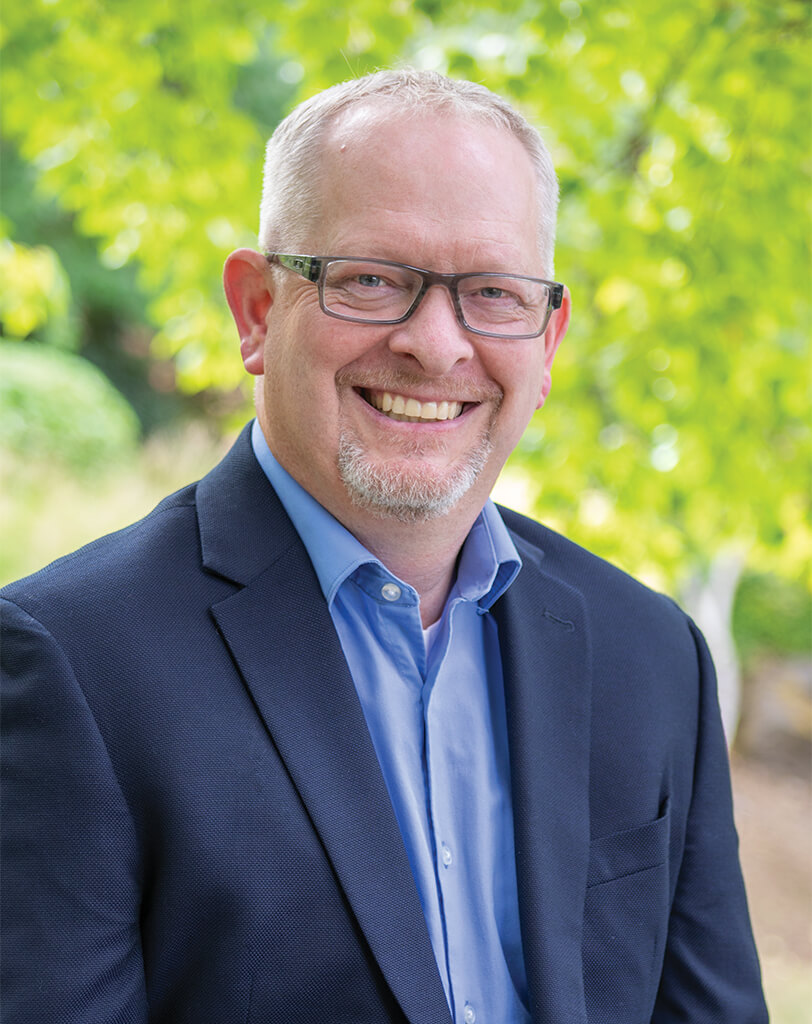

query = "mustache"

[{"left": 335, "top": 367, "right": 504, "bottom": 406}]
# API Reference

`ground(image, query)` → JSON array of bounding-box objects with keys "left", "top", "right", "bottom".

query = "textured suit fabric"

[{"left": 1, "top": 425, "right": 767, "bottom": 1024}]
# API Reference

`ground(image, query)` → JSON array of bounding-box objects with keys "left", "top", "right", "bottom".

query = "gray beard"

[{"left": 337, "top": 430, "right": 494, "bottom": 523}]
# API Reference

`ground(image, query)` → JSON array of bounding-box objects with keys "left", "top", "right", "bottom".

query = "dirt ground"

[{"left": 731, "top": 756, "right": 812, "bottom": 1022}]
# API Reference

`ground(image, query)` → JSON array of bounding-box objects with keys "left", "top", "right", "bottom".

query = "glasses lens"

[
  {"left": 458, "top": 276, "right": 551, "bottom": 337},
  {"left": 322, "top": 260, "right": 422, "bottom": 321}
]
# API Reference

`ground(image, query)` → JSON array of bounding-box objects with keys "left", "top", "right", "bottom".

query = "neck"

[{"left": 340, "top": 509, "right": 477, "bottom": 628}]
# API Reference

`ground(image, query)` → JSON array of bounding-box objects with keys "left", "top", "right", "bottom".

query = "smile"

[{"left": 363, "top": 390, "right": 465, "bottom": 423}]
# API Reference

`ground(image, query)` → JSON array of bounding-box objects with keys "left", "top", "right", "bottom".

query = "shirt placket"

[{"left": 423, "top": 597, "right": 489, "bottom": 1024}]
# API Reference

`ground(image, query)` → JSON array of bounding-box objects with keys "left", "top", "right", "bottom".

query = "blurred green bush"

[
  {"left": 0, "top": 342, "right": 139, "bottom": 471},
  {"left": 734, "top": 573, "right": 812, "bottom": 666}
]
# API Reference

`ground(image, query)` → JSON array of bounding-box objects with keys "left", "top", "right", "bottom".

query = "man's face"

[{"left": 250, "top": 108, "right": 567, "bottom": 526}]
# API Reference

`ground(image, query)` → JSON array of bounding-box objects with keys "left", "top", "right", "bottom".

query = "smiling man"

[
  {"left": 1, "top": 70, "right": 767, "bottom": 1024},
  {"left": 224, "top": 102, "right": 565, "bottom": 628}
]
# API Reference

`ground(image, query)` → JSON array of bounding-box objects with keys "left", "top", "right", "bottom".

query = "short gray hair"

[{"left": 259, "top": 68, "right": 559, "bottom": 276}]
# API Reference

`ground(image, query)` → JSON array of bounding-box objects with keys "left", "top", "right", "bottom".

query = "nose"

[{"left": 386, "top": 283, "right": 475, "bottom": 376}]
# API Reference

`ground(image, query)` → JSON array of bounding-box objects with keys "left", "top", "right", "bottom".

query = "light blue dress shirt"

[{"left": 251, "top": 420, "right": 531, "bottom": 1024}]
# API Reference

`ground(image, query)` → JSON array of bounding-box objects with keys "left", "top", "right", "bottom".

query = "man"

[{"left": 1, "top": 69, "right": 767, "bottom": 1023}]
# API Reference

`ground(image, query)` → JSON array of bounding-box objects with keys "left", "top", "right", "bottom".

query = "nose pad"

[{"left": 387, "top": 284, "right": 474, "bottom": 374}]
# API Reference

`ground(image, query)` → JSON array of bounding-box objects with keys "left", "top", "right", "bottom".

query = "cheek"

[
  {"left": 263, "top": 309, "right": 329, "bottom": 398},
  {"left": 487, "top": 349, "right": 546, "bottom": 413},
  {"left": 263, "top": 332, "right": 358, "bottom": 458}
]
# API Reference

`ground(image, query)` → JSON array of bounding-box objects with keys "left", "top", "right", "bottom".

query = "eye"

[
  {"left": 470, "top": 284, "right": 523, "bottom": 306},
  {"left": 357, "top": 273, "right": 385, "bottom": 288}
]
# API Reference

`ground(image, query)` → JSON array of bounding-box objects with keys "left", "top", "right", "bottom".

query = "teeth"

[{"left": 368, "top": 391, "right": 464, "bottom": 422}]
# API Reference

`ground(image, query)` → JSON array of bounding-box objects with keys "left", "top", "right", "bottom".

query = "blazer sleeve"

[
  {"left": 651, "top": 618, "right": 768, "bottom": 1023},
  {"left": 1, "top": 598, "right": 148, "bottom": 1024}
]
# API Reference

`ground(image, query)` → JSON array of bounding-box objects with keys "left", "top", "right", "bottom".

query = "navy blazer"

[{"left": 1, "top": 426, "right": 767, "bottom": 1023}]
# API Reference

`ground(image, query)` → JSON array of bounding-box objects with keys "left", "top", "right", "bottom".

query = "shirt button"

[
  {"left": 381, "top": 582, "right": 402, "bottom": 602},
  {"left": 463, "top": 1003, "right": 476, "bottom": 1024},
  {"left": 440, "top": 843, "right": 453, "bottom": 868}
]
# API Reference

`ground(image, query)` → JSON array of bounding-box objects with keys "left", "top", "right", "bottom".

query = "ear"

[
  {"left": 223, "top": 248, "right": 274, "bottom": 376},
  {"left": 536, "top": 285, "right": 571, "bottom": 409}
]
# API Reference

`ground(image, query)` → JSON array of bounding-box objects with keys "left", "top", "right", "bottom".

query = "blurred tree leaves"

[
  {"left": 1, "top": 0, "right": 296, "bottom": 393},
  {"left": 1, "top": 0, "right": 809, "bottom": 592},
  {"left": 0, "top": 240, "right": 73, "bottom": 346}
]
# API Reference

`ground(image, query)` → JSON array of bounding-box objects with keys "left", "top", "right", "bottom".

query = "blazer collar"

[
  {"left": 492, "top": 531, "right": 592, "bottom": 1024},
  {"left": 196, "top": 423, "right": 296, "bottom": 586},
  {"left": 197, "top": 426, "right": 452, "bottom": 1024}
]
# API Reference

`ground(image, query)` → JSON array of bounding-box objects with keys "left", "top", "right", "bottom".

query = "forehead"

[{"left": 308, "top": 104, "right": 541, "bottom": 271}]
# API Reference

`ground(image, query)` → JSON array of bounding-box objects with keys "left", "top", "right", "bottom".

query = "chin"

[{"left": 337, "top": 433, "right": 493, "bottom": 523}]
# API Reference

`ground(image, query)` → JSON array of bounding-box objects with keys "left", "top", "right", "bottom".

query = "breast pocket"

[{"left": 583, "top": 801, "right": 671, "bottom": 1024}]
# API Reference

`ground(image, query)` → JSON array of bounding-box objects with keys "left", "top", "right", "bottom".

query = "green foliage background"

[{"left": 1, "top": 0, "right": 810, "bottom": 603}]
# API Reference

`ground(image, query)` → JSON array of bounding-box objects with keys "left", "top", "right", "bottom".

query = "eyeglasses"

[{"left": 266, "top": 253, "right": 564, "bottom": 340}]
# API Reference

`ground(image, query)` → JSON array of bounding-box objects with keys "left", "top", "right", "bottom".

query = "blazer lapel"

[
  {"left": 197, "top": 429, "right": 451, "bottom": 1024},
  {"left": 492, "top": 534, "right": 591, "bottom": 1024}
]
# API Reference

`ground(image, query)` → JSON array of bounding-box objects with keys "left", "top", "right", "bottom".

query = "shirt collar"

[{"left": 251, "top": 418, "right": 522, "bottom": 611}]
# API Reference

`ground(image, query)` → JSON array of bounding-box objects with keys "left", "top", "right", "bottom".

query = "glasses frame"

[{"left": 266, "top": 253, "right": 564, "bottom": 340}]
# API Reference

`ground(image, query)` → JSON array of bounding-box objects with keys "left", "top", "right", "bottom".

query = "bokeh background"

[{"left": 2, "top": 1, "right": 810, "bottom": 1017}]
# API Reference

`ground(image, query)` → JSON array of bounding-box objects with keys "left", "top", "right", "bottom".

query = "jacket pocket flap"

[{"left": 587, "top": 801, "right": 670, "bottom": 888}]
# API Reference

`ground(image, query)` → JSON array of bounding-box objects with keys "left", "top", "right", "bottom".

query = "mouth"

[{"left": 361, "top": 389, "right": 467, "bottom": 423}]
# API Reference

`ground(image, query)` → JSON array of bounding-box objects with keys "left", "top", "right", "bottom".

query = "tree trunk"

[{"left": 681, "top": 552, "right": 746, "bottom": 748}]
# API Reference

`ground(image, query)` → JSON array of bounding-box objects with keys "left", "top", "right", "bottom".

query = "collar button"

[{"left": 381, "top": 582, "right": 402, "bottom": 602}]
